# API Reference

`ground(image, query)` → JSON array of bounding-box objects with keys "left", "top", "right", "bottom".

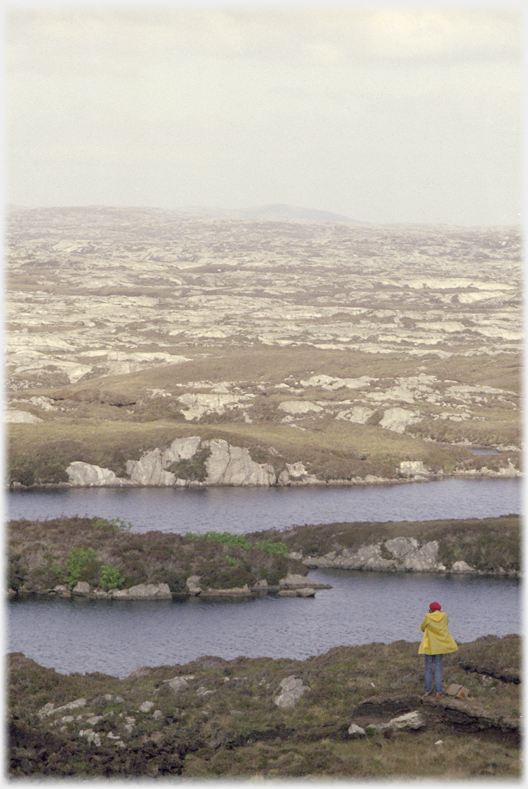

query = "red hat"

[{"left": 429, "top": 602, "right": 441, "bottom": 611}]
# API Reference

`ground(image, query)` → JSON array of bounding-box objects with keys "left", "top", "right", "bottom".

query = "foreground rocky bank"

[{"left": 8, "top": 633, "right": 521, "bottom": 779}]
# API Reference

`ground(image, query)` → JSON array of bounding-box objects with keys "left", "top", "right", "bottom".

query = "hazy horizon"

[{"left": 6, "top": 4, "right": 522, "bottom": 227}]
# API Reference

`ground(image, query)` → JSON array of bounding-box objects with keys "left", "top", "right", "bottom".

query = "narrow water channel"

[{"left": 7, "top": 570, "right": 519, "bottom": 679}]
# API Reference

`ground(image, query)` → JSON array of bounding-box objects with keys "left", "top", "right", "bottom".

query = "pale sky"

[{"left": 6, "top": 3, "right": 523, "bottom": 226}]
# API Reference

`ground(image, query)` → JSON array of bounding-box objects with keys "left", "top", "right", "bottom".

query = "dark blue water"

[
  {"left": 5, "top": 477, "right": 521, "bottom": 535},
  {"left": 7, "top": 570, "right": 520, "bottom": 679}
]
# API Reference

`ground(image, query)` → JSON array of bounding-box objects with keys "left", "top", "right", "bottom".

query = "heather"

[
  {"left": 8, "top": 633, "right": 520, "bottom": 779},
  {"left": 7, "top": 516, "right": 305, "bottom": 595}
]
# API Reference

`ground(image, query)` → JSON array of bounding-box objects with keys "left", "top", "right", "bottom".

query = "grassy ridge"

[{"left": 7, "top": 346, "right": 521, "bottom": 486}]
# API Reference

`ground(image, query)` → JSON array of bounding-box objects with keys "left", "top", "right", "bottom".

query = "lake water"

[
  {"left": 6, "top": 478, "right": 522, "bottom": 678},
  {"left": 6, "top": 476, "right": 522, "bottom": 535}
]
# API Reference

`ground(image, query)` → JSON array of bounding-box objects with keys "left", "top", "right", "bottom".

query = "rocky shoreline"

[
  {"left": 45, "top": 435, "right": 525, "bottom": 488},
  {"left": 8, "top": 572, "right": 331, "bottom": 603}
]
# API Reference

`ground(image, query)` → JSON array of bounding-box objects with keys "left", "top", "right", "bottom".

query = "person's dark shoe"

[
  {"left": 435, "top": 692, "right": 443, "bottom": 698},
  {"left": 423, "top": 692, "right": 431, "bottom": 696}
]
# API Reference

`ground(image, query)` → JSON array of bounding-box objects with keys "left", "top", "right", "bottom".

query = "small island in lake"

[{"left": 7, "top": 513, "right": 520, "bottom": 602}]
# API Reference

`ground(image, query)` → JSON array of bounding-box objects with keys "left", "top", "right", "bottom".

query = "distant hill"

[
  {"left": 7, "top": 203, "right": 360, "bottom": 224},
  {"left": 182, "top": 203, "right": 360, "bottom": 223}
]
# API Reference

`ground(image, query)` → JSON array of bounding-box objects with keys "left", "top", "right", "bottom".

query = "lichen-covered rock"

[
  {"left": 72, "top": 581, "right": 91, "bottom": 595},
  {"left": 111, "top": 583, "right": 171, "bottom": 600},
  {"left": 186, "top": 576, "right": 202, "bottom": 596},
  {"left": 399, "top": 460, "right": 427, "bottom": 476},
  {"left": 348, "top": 723, "right": 366, "bottom": 738},
  {"left": 126, "top": 449, "right": 176, "bottom": 486},
  {"left": 67, "top": 438, "right": 280, "bottom": 488},
  {"left": 66, "top": 461, "right": 130, "bottom": 487},
  {"left": 451, "top": 560, "right": 474, "bottom": 573},
  {"left": 205, "top": 439, "right": 276, "bottom": 486},
  {"left": 401, "top": 541, "right": 443, "bottom": 572},
  {"left": 304, "top": 538, "right": 447, "bottom": 574},
  {"left": 379, "top": 408, "right": 421, "bottom": 434},
  {"left": 389, "top": 711, "right": 425, "bottom": 731},
  {"left": 6, "top": 410, "right": 43, "bottom": 423},
  {"left": 167, "top": 677, "right": 190, "bottom": 693},
  {"left": 274, "top": 676, "right": 310, "bottom": 709}
]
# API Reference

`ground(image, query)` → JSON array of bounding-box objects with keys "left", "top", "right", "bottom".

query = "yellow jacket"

[{"left": 418, "top": 611, "right": 458, "bottom": 655}]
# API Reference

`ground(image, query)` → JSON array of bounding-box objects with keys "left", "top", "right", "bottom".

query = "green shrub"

[
  {"left": 169, "top": 446, "right": 211, "bottom": 481},
  {"left": 63, "top": 547, "right": 101, "bottom": 588},
  {"left": 254, "top": 540, "right": 289, "bottom": 558},
  {"left": 8, "top": 553, "right": 25, "bottom": 591},
  {"left": 99, "top": 564, "right": 125, "bottom": 591},
  {"left": 203, "top": 532, "right": 252, "bottom": 550},
  {"left": 93, "top": 517, "right": 133, "bottom": 532},
  {"left": 9, "top": 464, "right": 35, "bottom": 487}
]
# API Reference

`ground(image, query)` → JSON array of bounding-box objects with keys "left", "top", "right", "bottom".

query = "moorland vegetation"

[{"left": 8, "top": 633, "right": 521, "bottom": 779}]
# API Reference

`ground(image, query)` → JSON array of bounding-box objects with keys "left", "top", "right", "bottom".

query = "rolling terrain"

[{"left": 6, "top": 207, "right": 521, "bottom": 486}]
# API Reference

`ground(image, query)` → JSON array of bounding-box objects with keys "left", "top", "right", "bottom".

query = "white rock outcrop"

[
  {"left": 451, "top": 560, "right": 475, "bottom": 573},
  {"left": 367, "top": 711, "right": 426, "bottom": 734},
  {"left": 278, "top": 400, "right": 323, "bottom": 415},
  {"left": 66, "top": 462, "right": 130, "bottom": 487},
  {"left": 273, "top": 676, "right": 310, "bottom": 709},
  {"left": 178, "top": 392, "right": 252, "bottom": 420},
  {"left": 66, "top": 437, "right": 281, "bottom": 488},
  {"left": 111, "top": 583, "right": 172, "bottom": 600},
  {"left": 6, "top": 410, "right": 43, "bottom": 423},
  {"left": 303, "top": 538, "right": 446, "bottom": 573},
  {"left": 204, "top": 439, "right": 276, "bottom": 486},
  {"left": 380, "top": 408, "right": 421, "bottom": 433},
  {"left": 126, "top": 449, "right": 176, "bottom": 486},
  {"left": 399, "top": 460, "right": 427, "bottom": 476}
]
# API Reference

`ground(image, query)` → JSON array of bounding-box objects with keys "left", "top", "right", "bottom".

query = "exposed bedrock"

[{"left": 65, "top": 436, "right": 319, "bottom": 487}]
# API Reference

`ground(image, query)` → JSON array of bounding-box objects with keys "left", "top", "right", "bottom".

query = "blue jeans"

[{"left": 424, "top": 654, "right": 443, "bottom": 693}]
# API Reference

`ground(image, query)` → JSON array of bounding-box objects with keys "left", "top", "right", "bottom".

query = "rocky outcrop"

[
  {"left": 41, "top": 574, "right": 331, "bottom": 602},
  {"left": 352, "top": 690, "right": 520, "bottom": 742},
  {"left": 65, "top": 436, "right": 317, "bottom": 488},
  {"left": 274, "top": 676, "right": 310, "bottom": 709},
  {"left": 364, "top": 710, "right": 426, "bottom": 734},
  {"left": 204, "top": 439, "right": 276, "bottom": 486},
  {"left": 111, "top": 583, "right": 172, "bottom": 600},
  {"left": 301, "top": 537, "right": 446, "bottom": 573},
  {"left": 66, "top": 461, "right": 132, "bottom": 487},
  {"left": 55, "top": 582, "right": 172, "bottom": 600},
  {"left": 399, "top": 460, "right": 428, "bottom": 477},
  {"left": 6, "top": 410, "right": 43, "bottom": 423}
]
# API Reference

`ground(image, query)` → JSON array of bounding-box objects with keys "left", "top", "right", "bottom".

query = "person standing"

[{"left": 418, "top": 602, "right": 458, "bottom": 697}]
